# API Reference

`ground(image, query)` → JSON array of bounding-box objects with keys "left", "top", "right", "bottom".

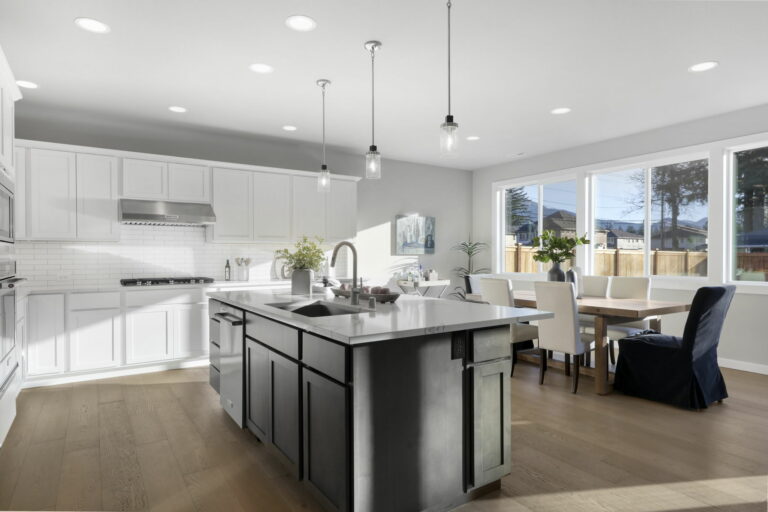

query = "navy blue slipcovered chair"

[{"left": 613, "top": 286, "right": 736, "bottom": 410}]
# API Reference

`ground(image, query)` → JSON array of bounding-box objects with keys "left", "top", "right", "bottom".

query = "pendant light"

[
  {"left": 317, "top": 79, "right": 331, "bottom": 193},
  {"left": 440, "top": 1, "right": 459, "bottom": 155},
  {"left": 364, "top": 40, "right": 382, "bottom": 179}
]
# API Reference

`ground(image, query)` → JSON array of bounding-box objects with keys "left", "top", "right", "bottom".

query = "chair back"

[
  {"left": 682, "top": 286, "right": 736, "bottom": 360},
  {"left": 609, "top": 276, "right": 650, "bottom": 299},
  {"left": 534, "top": 281, "right": 583, "bottom": 355},
  {"left": 582, "top": 276, "right": 610, "bottom": 297},
  {"left": 479, "top": 278, "right": 514, "bottom": 307}
]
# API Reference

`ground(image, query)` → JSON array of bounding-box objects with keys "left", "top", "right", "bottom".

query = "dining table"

[{"left": 512, "top": 290, "right": 691, "bottom": 394}]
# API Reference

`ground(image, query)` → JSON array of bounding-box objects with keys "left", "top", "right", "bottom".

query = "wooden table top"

[{"left": 512, "top": 290, "right": 691, "bottom": 319}]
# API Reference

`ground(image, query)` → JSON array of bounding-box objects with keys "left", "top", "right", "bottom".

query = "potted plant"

[
  {"left": 532, "top": 230, "right": 589, "bottom": 281},
  {"left": 275, "top": 236, "right": 326, "bottom": 294},
  {"left": 450, "top": 238, "right": 490, "bottom": 300}
]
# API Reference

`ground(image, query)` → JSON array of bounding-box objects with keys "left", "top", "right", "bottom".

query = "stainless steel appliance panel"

[{"left": 216, "top": 306, "right": 244, "bottom": 427}]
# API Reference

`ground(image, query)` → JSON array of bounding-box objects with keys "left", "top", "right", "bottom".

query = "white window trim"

[{"left": 490, "top": 130, "right": 768, "bottom": 294}]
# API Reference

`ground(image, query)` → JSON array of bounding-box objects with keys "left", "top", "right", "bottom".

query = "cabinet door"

[
  {"left": 246, "top": 338, "right": 269, "bottom": 440},
  {"left": 125, "top": 307, "right": 173, "bottom": 364},
  {"left": 269, "top": 351, "right": 300, "bottom": 469},
  {"left": 168, "top": 163, "right": 210, "bottom": 203},
  {"left": 69, "top": 308, "right": 121, "bottom": 371},
  {"left": 0, "top": 85, "right": 13, "bottom": 173},
  {"left": 122, "top": 159, "right": 167, "bottom": 199},
  {"left": 471, "top": 358, "right": 511, "bottom": 488},
  {"left": 76, "top": 153, "right": 119, "bottom": 240},
  {"left": 326, "top": 180, "right": 357, "bottom": 241},
  {"left": 26, "top": 294, "right": 66, "bottom": 376},
  {"left": 303, "top": 370, "right": 349, "bottom": 512},
  {"left": 253, "top": 172, "right": 291, "bottom": 240},
  {"left": 292, "top": 176, "right": 326, "bottom": 240},
  {"left": 210, "top": 168, "right": 253, "bottom": 242},
  {"left": 28, "top": 149, "right": 77, "bottom": 239},
  {"left": 13, "top": 147, "right": 26, "bottom": 239},
  {"left": 174, "top": 304, "right": 208, "bottom": 358}
]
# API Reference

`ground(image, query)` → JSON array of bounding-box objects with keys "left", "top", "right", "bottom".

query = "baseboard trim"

[
  {"left": 22, "top": 358, "right": 209, "bottom": 389},
  {"left": 719, "top": 358, "right": 768, "bottom": 376}
]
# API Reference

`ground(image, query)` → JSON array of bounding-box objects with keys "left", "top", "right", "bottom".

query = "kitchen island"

[{"left": 207, "top": 289, "right": 551, "bottom": 512}]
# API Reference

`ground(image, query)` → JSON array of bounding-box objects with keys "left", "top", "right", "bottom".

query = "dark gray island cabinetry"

[{"left": 207, "top": 291, "right": 552, "bottom": 512}]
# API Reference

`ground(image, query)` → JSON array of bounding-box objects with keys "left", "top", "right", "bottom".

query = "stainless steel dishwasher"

[{"left": 214, "top": 304, "right": 245, "bottom": 427}]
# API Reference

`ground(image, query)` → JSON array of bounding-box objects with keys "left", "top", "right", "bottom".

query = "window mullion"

[{"left": 644, "top": 167, "right": 652, "bottom": 277}]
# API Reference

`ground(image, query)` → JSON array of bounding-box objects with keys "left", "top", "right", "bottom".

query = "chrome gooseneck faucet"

[{"left": 330, "top": 241, "right": 359, "bottom": 305}]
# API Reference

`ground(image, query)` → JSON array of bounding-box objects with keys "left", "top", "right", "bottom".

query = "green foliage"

[
  {"left": 505, "top": 187, "right": 533, "bottom": 234},
  {"left": 532, "top": 230, "right": 589, "bottom": 264},
  {"left": 452, "top": 239, "right": 490, "bottom": 277},
  {"left": 275, "top": 236, "right": 326, "bottom": 271}
]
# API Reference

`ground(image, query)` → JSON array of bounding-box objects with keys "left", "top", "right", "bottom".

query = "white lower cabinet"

[
  {"left": 125, "top": 306, "right": 173, "bottom": 364},
  {"left": 26, "top": 294, "right": 66, "bottom": 376},
  {"left": 174, "top": 303, "right": 207, "bottom": 358},
  {"left": 69, "top": 308, "right": 121, "bottom": 371}
]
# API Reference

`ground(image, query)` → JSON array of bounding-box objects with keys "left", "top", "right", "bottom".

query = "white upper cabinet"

[
  {"left": 14, "top": 147, "right": 25, "bottom": 238},
  {"left": 327, "top": 179, "right": 357, "bottom": 241},
  {"left": 0, "top": 83, "right": 15, "bottom": 176},
  {"left": 253, "top": 172, "right": 291, "bottom": 240},
  {"left": 292, "top": 176, "right": 327, "bottom": 240},
  {"left": 168, "top": 163, "right": 210, "bottom": 203},
  {"left": 122, "top": 158, "right": 168, "bottom": 199},
  {"left": 76, "top": 153, "right": 119, "bottom": 241},
  {"left": 209, "top": 168, "right": 253, "bottom": 242},
  {"left": 27, "top": 149, "right": 77, "bottom": 239}
]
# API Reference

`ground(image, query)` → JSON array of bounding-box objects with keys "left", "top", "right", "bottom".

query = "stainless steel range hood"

[{"left": 118, "top": 199, "right": 216, "bottom": 226}]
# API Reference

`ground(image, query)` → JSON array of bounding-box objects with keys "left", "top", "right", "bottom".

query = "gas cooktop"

[{"left": 120, "top": 277, "right": 215, "bottom": 287}]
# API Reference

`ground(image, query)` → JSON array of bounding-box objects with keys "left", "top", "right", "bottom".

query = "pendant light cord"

[
  {"left": 321, "top": 84, "right": 327, "bottom": 165},
  {"left": 447, "top": 1, "right": 452, "bottom": 117},
  {"left": 370, "top": 48, "right": 376, "bottom": 146}
]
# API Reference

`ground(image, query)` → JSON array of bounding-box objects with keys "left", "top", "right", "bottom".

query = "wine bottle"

[{"left": 224, "top": 259, "right": 231, "bottom": 281}]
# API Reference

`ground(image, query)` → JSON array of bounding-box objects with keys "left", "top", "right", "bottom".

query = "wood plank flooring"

[{"left": 0, "top": 365, "right": 766, "bottom": 511}]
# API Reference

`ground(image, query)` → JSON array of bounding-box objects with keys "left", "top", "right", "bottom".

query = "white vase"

[{"left": 291, "top": 269, "right": 313, "bottom": 295}]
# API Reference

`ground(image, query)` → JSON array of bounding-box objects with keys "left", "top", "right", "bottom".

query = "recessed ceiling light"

[
  {"left": 16, "top": 80, "right": 38, "bottom": 89},
  {"left": 688, "top": 61, "right": 719, "bottom": 73},
  {"left": 550, "top": 107, "right": 571, "bottom": 115},
  {"left": 282, "top": 125, "right": 298, "bottom": 132},
  {"left": 466, "top": 136, "right": 480, "bottom": 141},
  {"left": 168, "top": 106, "right": 187, "bottom": 113},
  {"left": 249, "top": 63, "right": 274, "bottom": 74},
  {"left": 74, "top": 17, "right": 111, "bottom": 34},
  {"left": 285, "top": 15, "right": 317, "bottom": 32}
]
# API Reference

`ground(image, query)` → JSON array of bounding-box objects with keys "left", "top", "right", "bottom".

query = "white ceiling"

[{"left": 2, "top": 0, "right": 768, "bottom": 170}]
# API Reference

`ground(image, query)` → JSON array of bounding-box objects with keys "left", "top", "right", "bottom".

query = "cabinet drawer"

[
  {"left": 245, "top": 313, "right": 299, "bottom": 360},
  {"left": 472, "top": 326, "right": 511, "bottom": 363},
  {"left": 70, "top": 292, "right": 121, "bottom": 310},
  {"left": 209, "top": 365, "right": 220, "bottom": 393},
  {"left": 126, "top": 289, "right": 204, "bottom": 307},
  {"left": 302, "top": 333, "right": 347, "bottom": 383},
  {"left": 209, "top": 341, "right": 220, "bottom": 370}
]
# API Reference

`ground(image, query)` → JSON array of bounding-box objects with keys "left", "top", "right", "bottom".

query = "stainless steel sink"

[{"left": 267, "top": 300, "right": 361, "bottom": 317}]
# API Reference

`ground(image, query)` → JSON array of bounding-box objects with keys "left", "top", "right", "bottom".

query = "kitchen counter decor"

[{"left": 275, "top": 236, "right": 326, "bottom": 294}]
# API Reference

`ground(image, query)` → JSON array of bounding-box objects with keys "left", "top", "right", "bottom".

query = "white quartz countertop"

[
  {"left": 22, "top": 279, "right": 291, "bottom": 294},
  {"left": 206, "top": 289, "right": 553, "bottom": 345}
]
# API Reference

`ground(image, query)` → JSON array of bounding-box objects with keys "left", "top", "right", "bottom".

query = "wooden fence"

[{"left": 505, "top": 245, "right": 711, "bottom": 276}]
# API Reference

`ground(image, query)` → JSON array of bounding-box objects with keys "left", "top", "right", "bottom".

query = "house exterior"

[
  {"left": 606, "top": 229, "right": 644, "bottom": 250},
  {"left": 651, "top": 225, "right": 708, "bottom": 250}
]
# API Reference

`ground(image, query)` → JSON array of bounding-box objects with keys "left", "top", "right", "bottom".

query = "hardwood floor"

[{"left": 0, "top": 365, "right": 765, "bottom": 511}]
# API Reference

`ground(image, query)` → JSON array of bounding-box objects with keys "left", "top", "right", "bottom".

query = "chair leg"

[
  {"left": 572, "top": 354, "right": 581, "bottom": 393},
  {"left": 584, "top": 350, "right": 591, "bottom": 367},
  {"left": 539, "top": 349, "right": 546, "bottom": 385},
  {"left": 548, "top": 350, "right": 553, "bottom": 360},
  {"left": 609, "top": 339, "right": 616, "bottom": 365},
  {"left": 564, "top": 354, "right": 571, "bottom": 376}
]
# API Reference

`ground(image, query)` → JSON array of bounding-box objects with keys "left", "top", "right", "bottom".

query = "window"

[
  {"left": 733, "top": 146, "right": 768, "bottom": 282},
  {"left": 502, "top": 180, "right": 577, "bottom": 273},
  {"left": 594, "top": 168, "right": 645, "bottom": 276},
  {"left": 593, "top": 158, "right": 709, "bottom": 277}
]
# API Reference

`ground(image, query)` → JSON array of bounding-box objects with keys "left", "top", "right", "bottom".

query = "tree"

[
  {"left": 631, "top": 160, "right": 708, "bottom": 250},
  {"left": 734, "top": 147, "right": 768, "bottom": 234},
  {"left": 505, "top": 187, "right": 533, "bottom": 235}
]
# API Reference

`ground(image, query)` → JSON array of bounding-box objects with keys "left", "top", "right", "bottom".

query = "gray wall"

[
  {"left": 16, "top": 102, "right": 473, "bottom": 292},
  {"left": 472, "top": 103, "right": 768, "bottom": 372}
]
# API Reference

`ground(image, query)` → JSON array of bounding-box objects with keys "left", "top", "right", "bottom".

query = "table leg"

[
  {"left": 649, "top": 317, "right": 661, "bottom": 332},
  {"left": 593, "top": 315, "right": 610, "bottom": 395}
]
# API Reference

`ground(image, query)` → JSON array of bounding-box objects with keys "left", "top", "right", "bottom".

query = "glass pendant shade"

[
  {"left": 365, "top": 145, "right": 381, "bottom": 180},
  {"left": 317, "top": 165, "right": 331, "bottom": 193},
  {"left": 440, "top": 116, "right": 459, "bottom": 155}
]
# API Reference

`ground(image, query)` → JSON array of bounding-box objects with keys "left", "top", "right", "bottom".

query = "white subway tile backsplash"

[{"left": 17, "top": 225, "right": 347, "bottom": 288}]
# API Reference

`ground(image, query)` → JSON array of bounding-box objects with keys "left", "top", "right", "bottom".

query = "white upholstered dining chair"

[
  {"left": 534, "top": 281, "right": 595, "bottom": 393},
  {"left": 478, "top": 278, "right": 539, "bottom": 376}
]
